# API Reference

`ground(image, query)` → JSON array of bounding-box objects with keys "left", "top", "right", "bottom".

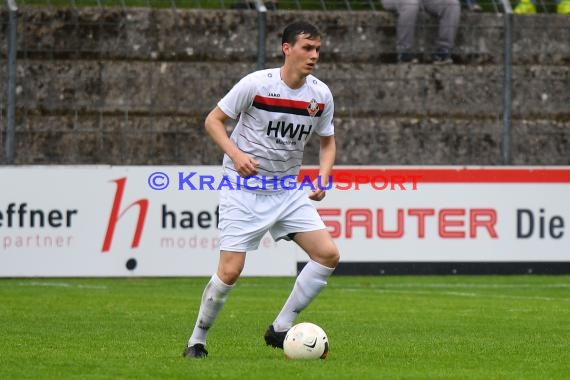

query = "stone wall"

[{"left": 0, "top": 8, "right": 569, "bottom": 164}]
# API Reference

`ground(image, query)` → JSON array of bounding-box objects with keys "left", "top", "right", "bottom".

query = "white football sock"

[
  {"left": 272, "top": 260, "right": 335, "bottom": 332},
  {"left": 188, "top": 273, "right": 234, "bottom": 347}
]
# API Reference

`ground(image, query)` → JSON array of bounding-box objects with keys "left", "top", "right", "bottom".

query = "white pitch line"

[
  {"left": 339, "top": 287, "right": 570, "bottom": 302},
  {"left": 372, "top": 289, "right": 480, "bottom": 298},
  {"left": 16, "top": 281, "right": 108, "bottom": 290},
  {"left": 379, "top": 283, "right": 570, "bottom": 289},
  {"left": 403, "top": 289, "right": 569, "bottom": 302}
]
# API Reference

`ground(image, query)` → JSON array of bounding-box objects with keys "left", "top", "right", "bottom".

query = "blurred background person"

[
  {"left": 514, "top": 0, "right": 570, "bottom": 14},
  {"left": 382, "top": 0, "right": 461, "bottom": 64}
]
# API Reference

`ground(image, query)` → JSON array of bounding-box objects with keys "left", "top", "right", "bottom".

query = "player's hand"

[
  {"left": 233, "top": 152, "right": 259, "bottom": 177},
  {"left": 308, "top": 178, "right": 326, "bottom": 201}
]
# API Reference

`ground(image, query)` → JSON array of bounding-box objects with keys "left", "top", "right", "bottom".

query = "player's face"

[{"left": 283, "top": 34, "right": 321, "bottom": 76}]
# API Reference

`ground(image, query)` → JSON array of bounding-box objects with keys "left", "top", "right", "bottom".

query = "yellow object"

[
  {"left": 558, "top": 0, "right": 570, "bottom": 14},
  {"left": 514, "top": 0, "right": 536, "bottom": 14}
]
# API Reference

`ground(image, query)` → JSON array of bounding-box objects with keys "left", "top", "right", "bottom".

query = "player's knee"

[
  {"left": 329, "top": 247, "right": 340, "bottom": 268},
  {"left": 218, "top": 269, "right": 241, "bottom": 285},
  {"left": 217, "top": 264, "right": 243, "bottom": 285},
  {"left": 316, "top": 244, "right": 340, "bottom": 269}
]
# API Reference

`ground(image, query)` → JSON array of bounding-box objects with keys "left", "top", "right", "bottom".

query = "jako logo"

[{"left": 101, "top": 177, "right": 149, "bottom": 253}]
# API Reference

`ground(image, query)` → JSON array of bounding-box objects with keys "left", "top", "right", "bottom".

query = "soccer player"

[{"left": 182, "top": 21, "right": 340, "bottom": 358}]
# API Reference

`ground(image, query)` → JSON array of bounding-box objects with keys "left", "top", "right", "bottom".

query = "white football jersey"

[{"left": 217, "top": 67, "right": 335, "bottom": 193}]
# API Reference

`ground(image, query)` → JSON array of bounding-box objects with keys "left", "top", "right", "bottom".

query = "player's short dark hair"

[{"left": 281, "top": 21, "right": 321, "bottom": 46}]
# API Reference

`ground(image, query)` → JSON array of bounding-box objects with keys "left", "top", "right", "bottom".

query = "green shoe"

[
  {"left": 558, "top": 0, "right": 570, "bottom": 14},
  {"left": 514, "top": 0, "right": 536, "bottom": 14}
]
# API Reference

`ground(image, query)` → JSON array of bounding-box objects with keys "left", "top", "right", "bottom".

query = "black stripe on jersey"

[
  {"left": 252, "top": 96, "right": 324, "bottom": 117},
  {"left": 237, "top": 133, "right": 304, "bottom": 154},
  {"left": 253, "top": 102, "right": 324, "bottom": 117},
  {"left": 259, "top": 163, "right": 302, "bottom": 174},
  {"left": 240, "top": 149, "right": 297, "bottom": 164},
  {"left": 243, "top": 111, "right": 257, "bottom": 120},
  {"left": 224, "top": 164, "right": 302, "bottom": 175},
  {"left": 241, "top": 122, "right": 255, "bottom": 132}
]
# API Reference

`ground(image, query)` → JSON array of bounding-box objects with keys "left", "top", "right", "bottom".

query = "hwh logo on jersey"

[{"left": 266, "top": 121, "right": 313, "bottom": 141}]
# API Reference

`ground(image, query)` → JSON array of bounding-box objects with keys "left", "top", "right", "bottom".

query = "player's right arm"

[{"left": 204, "top": 106, "right": 259, "bottom": 177}]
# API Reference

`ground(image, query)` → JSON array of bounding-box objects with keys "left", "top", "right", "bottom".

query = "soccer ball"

[{"left": 283, "top": 322, "right": 329, "bottom": 360}]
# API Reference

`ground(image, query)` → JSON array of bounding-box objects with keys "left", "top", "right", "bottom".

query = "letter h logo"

[{"left": 101, "top": 177, "right": 149, "bottom": 253}]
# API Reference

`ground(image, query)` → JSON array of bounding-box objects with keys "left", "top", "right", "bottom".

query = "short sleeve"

[
  {"left": 315, "top": 91, "right": 334, "bottom": 137},
  {"left": 217, "top": 74, "right": 257, "bottom": 119}
]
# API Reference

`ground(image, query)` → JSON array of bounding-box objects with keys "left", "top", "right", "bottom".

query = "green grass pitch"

[{"left": 1, "top": 275, "right": 569, "bottom": 379}]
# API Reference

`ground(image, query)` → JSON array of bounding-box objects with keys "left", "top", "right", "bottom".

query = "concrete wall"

[{"left": 1, "top": 8, "right": 569, "bottom": 164}]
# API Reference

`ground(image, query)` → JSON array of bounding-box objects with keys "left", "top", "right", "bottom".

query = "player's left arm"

[{"left": 309, "top": 134, "right": 336, "bottom": 201}]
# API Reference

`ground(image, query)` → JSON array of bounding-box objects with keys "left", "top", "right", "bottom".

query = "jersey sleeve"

[
  {"left": 217, "top": 74, "right": 258, "bottom": 119},
  {"left": 316, "top": 90, "right": 335, "bottom": 137}
]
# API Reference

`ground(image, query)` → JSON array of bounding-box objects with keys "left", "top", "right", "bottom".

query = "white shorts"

[{"left": 218, "top": 188, "right": 326, "bottom": 252}]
